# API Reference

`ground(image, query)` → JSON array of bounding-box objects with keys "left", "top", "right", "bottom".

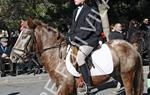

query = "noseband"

[{"left": 12, "top": 29, "right": 35, "bottom": 61}]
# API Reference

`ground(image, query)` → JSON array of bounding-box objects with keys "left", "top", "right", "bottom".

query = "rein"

[
  {"left": 42, "top": 42, "right": 65, "bottom": 53},
  {"left": 41, "top": 40, "right": 66, "bottom": 59}
]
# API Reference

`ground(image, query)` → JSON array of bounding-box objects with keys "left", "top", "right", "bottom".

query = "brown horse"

[{"left": 10, "top": 19, "right": 143, "bottom": 95}]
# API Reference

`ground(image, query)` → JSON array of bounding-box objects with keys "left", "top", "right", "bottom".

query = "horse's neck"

[
  {"left": 35, "top": 31, "right": 69, "bottom": 84},
  {"left": 35, "top": 30, "right": 51, "bottom": 53},
  {"left": 35, "top": 28, "right": 67, "bottom": 61},
  {"left": 38, "top": 41, "right": 67, "bottom": 81}
]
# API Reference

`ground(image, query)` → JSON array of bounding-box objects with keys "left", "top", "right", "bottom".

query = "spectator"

[
  {"left": 127, "top": 19, "right": 140, "bottom": 42},
  {"left": 109, "top": 23, "right": 124, "bottom": 40},
  {"left": 0, "top": 37, "right": 11, "bottom": 77},
  {"left": 140, "top": 18, "right": 150, "bottom": 31}
]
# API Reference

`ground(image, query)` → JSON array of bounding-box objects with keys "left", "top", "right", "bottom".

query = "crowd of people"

[
  {"left": 108, "top": 18, "right": 150, "bottom": 42},
  {"left": 107, "top": 18, "right": 150, "bottom": 65}
]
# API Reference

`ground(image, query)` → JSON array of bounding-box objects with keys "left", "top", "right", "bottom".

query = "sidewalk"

[{"left": 0, "top": 73, "right": 49, "bottom": 84}]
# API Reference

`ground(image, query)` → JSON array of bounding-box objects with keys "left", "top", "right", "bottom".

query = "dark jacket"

[
  {"left": 140, "top": 23, "right": 149, "bottom": 31},
  {"left": 68, "top": 4, "right": 103, "bottom": 47},
  {"left": 127, "top": 27, "right": 139, "bottom": 42},
  {"left": 0, "top": 44, "right": 11, "bottom": 57},
  {"left": 109, "top": 31, "right": 124, "bottom": 40}
]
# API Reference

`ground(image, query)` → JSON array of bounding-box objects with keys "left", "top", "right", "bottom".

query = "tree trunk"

[{"left": 97, "top": 0, "right": 110, "bottom": 41}]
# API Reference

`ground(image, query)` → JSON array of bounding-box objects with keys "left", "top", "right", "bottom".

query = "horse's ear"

[{"left": 27, "top": 17, "right": 35, "bottom": 29}]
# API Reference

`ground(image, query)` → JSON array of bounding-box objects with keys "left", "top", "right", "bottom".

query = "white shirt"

[{"left": 75, "top": 5, "right": 83, "bottom": 21}]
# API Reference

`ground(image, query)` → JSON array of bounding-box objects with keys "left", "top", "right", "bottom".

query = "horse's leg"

[
  {"left": 133, "top": 63, "right": 143, "bottom": 95},
  {"left": 57, "top": 80, "right": 68, "bottom": 95},
  {"left": 57, "top": 84, "right": 68, "bottom": 95},
  {"left": 133, "top": 55, "right": 143, "bottom": 95},
  {"left": 57, "top": 76, "right": 76, "bottom": 95},
  {"left": 148, "top": 50, "right": 150, "bottom": 67},
  {"left": 57, "top": 83, "right": 76, "bottom": 95},
  {"left": 121, "top": 70, "right": 135, "bottom": 95}
]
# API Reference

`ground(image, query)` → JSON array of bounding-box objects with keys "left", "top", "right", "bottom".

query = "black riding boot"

[{"left": 80, "top": 64, "right": 92, "bottom": 94}]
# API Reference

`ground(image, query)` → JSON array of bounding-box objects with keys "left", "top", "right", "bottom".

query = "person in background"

[
  {"left": 140, "top": 18, "right": 150, "bottom": 31},
  {"left": 127, "top": 19, "right": 140, "bottom": 42},
  {"left": 0, "top": 37, "right": 11, "bottom": 77},
  {"left": 109, "top": 23, "right": 124, "bottom": 40}
]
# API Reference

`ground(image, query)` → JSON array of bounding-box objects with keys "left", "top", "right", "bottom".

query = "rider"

[{"left": 67, "top": 0, "right": 103, "bottom": 92}]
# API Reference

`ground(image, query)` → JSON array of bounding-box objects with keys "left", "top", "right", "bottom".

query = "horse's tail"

[{"left": 134, "top": 55, "right": 144, "bottom": 95}]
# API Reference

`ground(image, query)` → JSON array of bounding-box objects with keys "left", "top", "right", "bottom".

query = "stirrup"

[
  {"left": 77, "top": 82, "right": 87, "bottom": 94},
  {"left": 77, "top": 82, "right": 93, "bottom": 95}
]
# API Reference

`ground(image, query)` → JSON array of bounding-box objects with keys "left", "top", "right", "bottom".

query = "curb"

[{"left": 0, "top": 73, "right": 49, "bottom": 84}]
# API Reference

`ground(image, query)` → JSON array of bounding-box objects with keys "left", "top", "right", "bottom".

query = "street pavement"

[{"left": 0, "top": 66, "right": 149, "bottom": 95}]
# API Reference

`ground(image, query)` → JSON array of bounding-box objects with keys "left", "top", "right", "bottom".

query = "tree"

[{"left": 0, "top": 0, "right": 149, "bottom": 32}]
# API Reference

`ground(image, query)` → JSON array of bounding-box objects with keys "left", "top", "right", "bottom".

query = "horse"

[{"left": 10, "top": 19, "right": 143, "bottom": 95}]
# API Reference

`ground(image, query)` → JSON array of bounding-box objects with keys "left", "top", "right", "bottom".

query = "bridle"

[
  {"left": 12, "top": 27, "right": 67, "bottom": 61},
  {"left": 12, "top": 28, "right": 35, "bottom": 62},
  {"left": 13, "top": 35, "right": 32, "bottom": 54}
]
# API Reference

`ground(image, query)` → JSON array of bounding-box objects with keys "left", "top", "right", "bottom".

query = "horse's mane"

[
  {"left": 27, "top": 18, "right": 67, "bottom": 56},
  {"left": 28, "top": 18, "right": 65, "bottom": 37},
  {"left": 27, "top": 19, "right": 48, "bottom": 30}
]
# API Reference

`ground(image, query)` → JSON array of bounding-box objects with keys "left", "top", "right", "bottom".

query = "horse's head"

[
  {"left": 10, "top": 18, "right": 35, "bottom": 63},
  {"left": 10, "top": 18, "right": 66, "bottom": 64}
]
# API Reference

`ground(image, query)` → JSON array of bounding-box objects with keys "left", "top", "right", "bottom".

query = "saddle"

[{"left": 65, "top": 43, "right": 113, "bottom": 77}]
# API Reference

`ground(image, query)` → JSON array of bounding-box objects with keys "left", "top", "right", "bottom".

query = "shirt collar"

[{"left": 78, "top": 5, "right": 84, "bottom": 9}]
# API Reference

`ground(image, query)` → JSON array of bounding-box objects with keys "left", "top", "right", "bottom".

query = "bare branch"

[
  {"left": 106, "top": 0, "right": 109, "bottom": 3},
  {"left": 101, "top": 0, "right": 110, "bottom": 9}
]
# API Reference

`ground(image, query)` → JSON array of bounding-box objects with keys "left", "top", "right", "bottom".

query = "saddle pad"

[
  {"left": 91, "top": 44, "right": 113, "bottom": 76},
  {"left": 65, "top": 47, "right": 81, "bottom": 77},
  {"left": 65, "top": 44, "right": 113, "bottom": 77}
]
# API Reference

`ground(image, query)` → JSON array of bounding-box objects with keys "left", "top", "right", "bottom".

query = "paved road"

[
  {"left": 0, "top": 66, "right": 149, "bottom": 95},
  {"left": 0, "top": 74, "right": 49, "bottom": 95}
]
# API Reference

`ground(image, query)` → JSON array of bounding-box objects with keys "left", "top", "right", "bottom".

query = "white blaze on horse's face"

[{"left": 10, "top": 28, "right": 33, "bottom": 63}]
